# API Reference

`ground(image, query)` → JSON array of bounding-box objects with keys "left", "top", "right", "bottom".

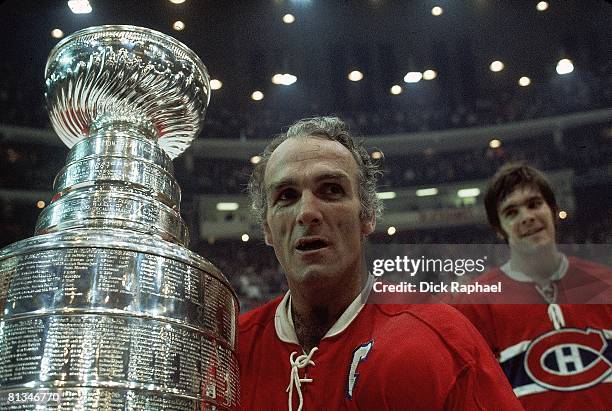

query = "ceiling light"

[
  {"left": 403, "top": 71, "right": 422, "bottom": 83},
  {"left": 272, "top": 73, "right": 297, "bottom": 85},
  {"left": 416, "top": 188, "right": 438, "bottom": 197},
  {"left": 251, "top": 91, "right": 264, "bottom": 101},
  {"left": 241, "top": 234, "right": 250, "bottom": 242},
  {"left": 489, "top": 139, "right": 501, "bottom": 148},
  {"left": 558, "top": 210, "right": 567, "bottom": 219},
  {"left": 536, "top": 1, "right": 549, "bottom": 11},
  {"left": 371, "top": 151, "right": 383, "bottom": 159},
  {"left": 283, "top": 14, "right": 295, "bottom": 23},
  {"left": 387, "top": 226, "right": 397, "bottom": 235},
  {"left": 390, "top": 85, "right": 402, "bottom": 95},
  {"left": 556, "top": 58, "right": 574, "bottom": 75},
  {"left": 210, "top": 79, "right": 222, "bottom": 90},
  {"left": 283, "top": 74, "right": 297, "bottom": 85},
  {"left": 36, "top": 201, "right": 46, "bottom": 209},
  {"left": 348, "top": 70, "right": 363, "bottom": 81},
  {"left": 169, "top": 0, "right": 186, "bottom": 3},
  {"left": 67, "top": 0, "right": 92, "bottom": 14},
  {"left": 272, "top": 74, "right": 283, "bottom": 84},
  {"left": 423, "top": 69, "right": 437, "bottom": 80},
  {"left": 489, "top": 60, "right": 504, "bottom": 72},
  {"left": 377, "top": 191, "right": 396, "bottom": 200},
  {"left": 172, "top": 21, "right": 185, "bottom": 31},
  {"left": 250, "top": 155, "right": 262, "bottom": 164},
  {"left": 431, "top": 6, "right": 443, "bottom": 16},
  {"left": 457, "top": 188, "right": 481, "bottom": 198},
  {"left": 216, "top": 202, "right": 239, "bottom": 211},
  {"left": 51, "top": 29, "right": 64, "bottom": 39},
  {"left": 518, "top": 76, "right": 531, "bottom": 87}
]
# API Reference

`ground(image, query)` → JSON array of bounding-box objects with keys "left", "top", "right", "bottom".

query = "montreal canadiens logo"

[{"left": 524, "top": 328, "right": 612, "bottom": 391}]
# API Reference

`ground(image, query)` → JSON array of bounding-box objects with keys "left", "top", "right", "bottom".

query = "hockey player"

[
  {"left": 237, "top": 117, "right": 523, "bottom": 410},
  {"left": 454, "top": 163, "right": 612, "bottom": 410}
]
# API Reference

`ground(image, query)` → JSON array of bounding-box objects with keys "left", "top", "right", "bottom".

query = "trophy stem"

[
  {"left": 90, "top": 117, "right": 158, "bottom": 141},
  {"left": 35, "top": 130, "right": 189, "bottom": 247}
]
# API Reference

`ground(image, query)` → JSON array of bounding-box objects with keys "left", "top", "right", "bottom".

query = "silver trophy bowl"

[
  {"left": 45, "top": 25, "right": 210, "bottom": 159},
  {"left": 0, "top": 26, "right": 239, "bottom": 410}
]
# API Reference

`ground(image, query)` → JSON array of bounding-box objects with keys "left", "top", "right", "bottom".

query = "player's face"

[
  {"left": 497, "top": 186, "right": 556, "bottom": 251},
  {"left": 262, "top": 137, "right": 375, "bottom": 291}
]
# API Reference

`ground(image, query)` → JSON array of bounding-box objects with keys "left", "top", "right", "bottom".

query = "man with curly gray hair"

[
  {"left": 237, "top": 116, "right": 521, "bottom": 410},
  {"left": 248, "top": 116, "right": 383, "bottom": 226}
]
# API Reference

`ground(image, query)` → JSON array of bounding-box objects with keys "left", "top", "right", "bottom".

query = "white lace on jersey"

[
  {"left": 535, "top": 281, "right": 558, "bottom": 304},
  {"left": 547, "top": 303, "right": 566, "bottom": 330},
  {"left": 286, "top": 347, "right": 318, "bottom": 411}
]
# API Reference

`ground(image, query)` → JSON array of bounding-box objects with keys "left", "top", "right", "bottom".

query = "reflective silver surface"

[
  {"left": 35, "top": 185, "right": 189, "bottom": 246},
  {"left": 55, "top": 158, "right": 180, "bottom": 206},
  {"left": 0, "top": 25, "right": 238, "bottom": 410},
  {"left": 45, "top": 25, "right": 210, "bottom": 160},
  {"left": 0, "top": 230, "right": 239, "bottom": 410},
  {"left": 66, "top": 133, "right": 175, "bottom": 175}
]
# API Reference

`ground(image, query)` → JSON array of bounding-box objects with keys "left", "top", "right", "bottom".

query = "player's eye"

[
  {"left": 276, "top": 188, "right": 298, "bottom": 204},
  {"left": 321, "top": 183, "right": 345, "bottom": 197},
  {"left": 504, "top": 209, "right": 517, "bottom": 218}
]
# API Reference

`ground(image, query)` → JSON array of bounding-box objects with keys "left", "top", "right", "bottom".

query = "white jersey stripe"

[
  {"left": 498, "top": 340, "right": 532, "bottom": 363},
  {"left": 513, "top": 383, "right": 547, "bottom": 397},
  {"left": 514, "top": 374, "right": 612, "bottom": 397}
]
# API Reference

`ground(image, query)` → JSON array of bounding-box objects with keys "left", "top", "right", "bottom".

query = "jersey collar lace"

[{"left": 275, "top": 274, "right": 374, "bottom": 410}]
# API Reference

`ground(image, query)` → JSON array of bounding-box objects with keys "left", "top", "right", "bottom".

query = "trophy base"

[{"left": 0, "top": 228, "right": 239, "bottom": 410}]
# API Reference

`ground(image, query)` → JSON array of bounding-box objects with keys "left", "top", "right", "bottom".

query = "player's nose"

[
  {"left": 519, "top": 207, "right": 536, "bottom": 225},
  {"left": 297, "top": 191, "right": 322, "bottom": 227}
]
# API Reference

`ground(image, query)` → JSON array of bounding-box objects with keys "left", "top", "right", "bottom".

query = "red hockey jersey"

[
  {"left": 454, "top": 257, "right": 612, "bottom": 410},
  {"left": 237, "top": 289, "right": 523, "bottom": 410}
]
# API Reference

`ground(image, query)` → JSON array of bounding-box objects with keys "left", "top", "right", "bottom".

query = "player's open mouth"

[
  {"left": 522, "top": 227, "right": 544, "bottom": 238},
  {"left": 295, "top": 237, "right": 329, "bottom": 252}
]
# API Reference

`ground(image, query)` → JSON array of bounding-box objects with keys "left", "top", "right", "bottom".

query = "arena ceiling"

[{"left": 0, "top": 0, "right": 611, "bottom": 122}]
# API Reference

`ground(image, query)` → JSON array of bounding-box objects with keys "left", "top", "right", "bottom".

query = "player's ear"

[
  {"left": 361, "top": 213, "right": 375, "bottom": 237},
  {"left": 263, "top": 221, "right": 274, "bottom": 246}
]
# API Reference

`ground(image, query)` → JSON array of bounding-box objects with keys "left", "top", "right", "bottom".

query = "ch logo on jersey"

[
  {"left": 524, "top": 328, "right": 612, "bottom": 391},
  {"left": 346, "top": 340, "right": 373, "bottom": 399}
]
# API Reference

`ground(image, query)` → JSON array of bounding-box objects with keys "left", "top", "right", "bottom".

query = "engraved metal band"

[
  {"left": 35, "top": 187, "right": 189, "bottom": 246},
  {"left": 66, "top": 132, "right": 175, "bottom": 173},
  {"left": 54, "top": 156, "right": 181, "bottom": 208}
]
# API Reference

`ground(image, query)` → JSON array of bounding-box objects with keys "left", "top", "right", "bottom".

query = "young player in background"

[{"left": 454, "top": 163, "right": 612, "bottom": 410}]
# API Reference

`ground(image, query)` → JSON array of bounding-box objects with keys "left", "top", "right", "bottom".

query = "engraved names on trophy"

[
  {"left": 66, "top": 135, "right": 174, "bottom": 175},
  {"left": 0, "top": 316, "right": 237, "bottom": 398},
  {"left": 55, "top": 157, "right": 180, "bottom": 206},
  {"left": 0, "top": 318, "right": 45, "bottom": 383},
  {"left": 0, "top": 248, "right": 235, "bottom": 344},
  {"left": 36, "top": 191, "right": 188, "bottom": 245}
]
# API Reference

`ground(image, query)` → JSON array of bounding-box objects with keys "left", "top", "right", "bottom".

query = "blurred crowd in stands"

[
  {"left": 200, "top": 58, "right": 612, "bottom": 139},
  {"left": 1, "top": 59, "right": 612, "bottom": 138},
  {"left": 2, "top": 121, "right": 609, "bottom": 196}
]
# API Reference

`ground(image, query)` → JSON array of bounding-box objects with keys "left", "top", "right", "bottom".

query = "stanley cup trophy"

[{"left": 0, "top": 26, "right": 239, "bottom": 409}]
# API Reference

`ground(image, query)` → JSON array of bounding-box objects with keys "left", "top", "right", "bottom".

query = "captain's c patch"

[{"left": 346, "top": 340, "right": 374, "bottom": 399}]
